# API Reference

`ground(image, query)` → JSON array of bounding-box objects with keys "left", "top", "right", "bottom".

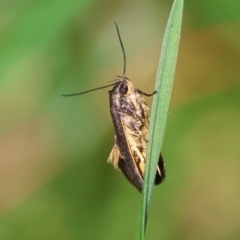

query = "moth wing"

[
  {"left": 120, "top": 117, "right": 145, "bottom": 178},
  {"left": 117, "top": 156, "right": 143, "bottom": 192},
  {"left": 154, "top": 153, "right": 166, "bottom": 185},
  {"left": 107, "top": 139, "right": 121, "bottom": 170}
]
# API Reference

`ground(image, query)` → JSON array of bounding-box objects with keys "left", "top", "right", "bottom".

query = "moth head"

[{"left": 117, "top": 77, "right": 134, "bottom": 95}]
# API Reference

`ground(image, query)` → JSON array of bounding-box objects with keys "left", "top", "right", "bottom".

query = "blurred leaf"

[
  {"left": 186, "top": 0, "right": 240, "bottom": 27},
  {"left": 0, "top": 0, "right": 97, "bottom": 84}
]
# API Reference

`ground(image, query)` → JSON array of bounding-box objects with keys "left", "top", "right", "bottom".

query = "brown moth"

[{"left": 62, "top": 23, "right": 166, "bottom": 192}]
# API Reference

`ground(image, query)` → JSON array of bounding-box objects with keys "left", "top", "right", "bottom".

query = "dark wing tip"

[{"left": 154, "top": 153, "right": 166, "bottom": 185}]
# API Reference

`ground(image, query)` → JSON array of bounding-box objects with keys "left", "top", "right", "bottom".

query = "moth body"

[{"left": 108, "top": 77, "right": 165, "bottom": 192}]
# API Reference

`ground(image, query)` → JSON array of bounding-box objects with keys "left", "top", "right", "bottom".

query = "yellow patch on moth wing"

[
  {"left": 126, "top": 92, "right": 146, "bottom": 119},
  {"left": 123, "top": 124, "right": 146, "bottom": 164},
  {"left": 119, "top": 118, "right": 143, "bottom": 171},
  {"left": 107, "top": 141, "right": 121, "bottom": 170},
  {"left": 133, "top": 127, "right": 148, "bottom": 143},
  {"left": 135, "top": 92, "right": 149, "bottom": 110},
  {"left": 138, "top": 161, "right": 145, "bottom": 177},
  {"left": 120, "top": 115, "right": 148, "bottom": 160},
  {"left": 132, "top": 145, "right": 145, "bottom": 162},
  {"left": 120, "top": 118, "right": 141, "bottom": 142},
  {"left": 133, "top": 93, "right": 150, "bottom": 127},
  {"left": 128, "top": 92, "right": 138, "bottom": 109},
  {"left": 128, "top": 121, "right": 148, "bottom": 144}
]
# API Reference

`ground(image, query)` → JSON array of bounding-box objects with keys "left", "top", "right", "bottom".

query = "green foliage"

[
  {"left": 0, "top": 0, "right": 96, "bottom": 82},
  {"left": 0, "top": 0, "right": 240, "bottom": 240},
  {"left": 137, "top": 0, "right": 183, "bottom": 239}
]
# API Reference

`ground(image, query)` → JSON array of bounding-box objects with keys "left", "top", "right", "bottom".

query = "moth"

[{"left": 62, "top": 23, "right": 166, "bottom": 192}]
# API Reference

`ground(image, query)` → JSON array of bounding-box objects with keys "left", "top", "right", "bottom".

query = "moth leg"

[{"left": 136, "top": 89, "right": 157, "bottom": 97}]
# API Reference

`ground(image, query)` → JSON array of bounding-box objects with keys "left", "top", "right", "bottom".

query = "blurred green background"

[{"left": 0, "top": 0, "right": 240, "bottom": 239}]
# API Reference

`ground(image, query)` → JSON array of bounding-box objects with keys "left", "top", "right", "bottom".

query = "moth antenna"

[
  {"left": 61, "top": 82, "right": 118, "bottom": 97},
  {"left": 62, "top": 24, "right": 125, "bottom": 97},
  {"left": 114, "top": 22, "right": 126, "bottom": 77},
  {"left": 107, "top": 78, "right": 120, "bottom": 83}
]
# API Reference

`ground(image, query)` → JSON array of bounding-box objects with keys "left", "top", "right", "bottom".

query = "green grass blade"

[{"left": 137, "top": 0, "right": 184, "bottom": 239}]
